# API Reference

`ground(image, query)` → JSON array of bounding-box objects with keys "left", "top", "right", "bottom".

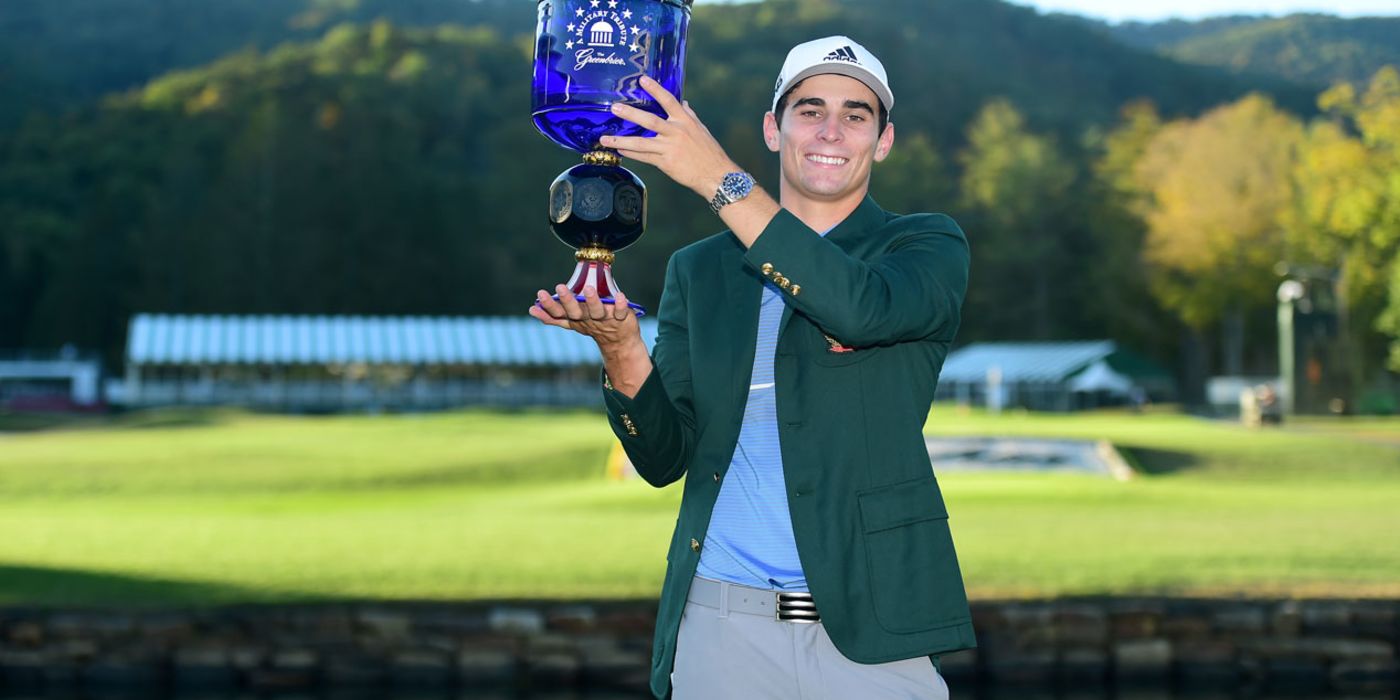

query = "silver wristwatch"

[{"left": 709, "top": 172, "right": 756, "bottom": 213}]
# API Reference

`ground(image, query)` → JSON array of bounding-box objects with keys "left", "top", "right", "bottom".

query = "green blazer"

[{"left": 602, "top": 196, "right": 976, "bottom": 698}]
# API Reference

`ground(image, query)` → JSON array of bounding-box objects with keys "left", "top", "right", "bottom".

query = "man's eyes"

[{"left": 799, "top": 110, "right": 867, "bottom": 123}]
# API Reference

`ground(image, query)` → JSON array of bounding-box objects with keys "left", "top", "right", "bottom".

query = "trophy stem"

[
  {"left": 582, "top": 149, "right": 622, "bottom": 167},
  {"left": 552, "top": 245, "right": 646, "bottom": 317}
]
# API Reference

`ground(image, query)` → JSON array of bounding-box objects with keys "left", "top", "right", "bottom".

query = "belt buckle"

[{"left": 775, "top": 592, "right": 820, "bottom": 624}]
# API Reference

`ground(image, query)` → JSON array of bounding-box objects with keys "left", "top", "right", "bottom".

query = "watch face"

[{"left": 723, "top": 172, "right": 753, "bottom": 199}]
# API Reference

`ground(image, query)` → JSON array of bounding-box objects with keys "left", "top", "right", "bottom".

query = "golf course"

[{"left": 1, "top": 407, "right": 1397, "bottom": 607}]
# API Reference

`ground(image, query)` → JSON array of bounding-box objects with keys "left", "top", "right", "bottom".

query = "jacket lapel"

[
  {"left": 721, "top": 237, "right": 762, "bottom": 412},
  {"left": 778, "top": 303, "right": 794, "bottom": 338}
]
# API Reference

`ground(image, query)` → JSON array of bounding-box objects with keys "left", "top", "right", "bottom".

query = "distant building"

[
  {"left": 935, "top": 341, "right": 1175, "bottom": 411},
  {"left": 0, "top": 347, "right": 104, "bottom": 410},
  {"left": 122, "top": 314, "right": 657, "bottom": 411}
]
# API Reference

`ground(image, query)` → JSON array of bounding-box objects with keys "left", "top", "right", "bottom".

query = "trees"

[
  {"left": 958, "top": 99, "right": 1076, "bottom": 341},
  {"left": 1133, "top": 93, "right": 1304, "bottom": 375},
  {"left": 1292, "top": 67, "right": 1400, "bottom": 373},
  {"left": 1, "top": 0, "right": 1395, "bottom": 403},
  {"left": 1080, "top": 102, "right": 1182, "bottom": 368}
]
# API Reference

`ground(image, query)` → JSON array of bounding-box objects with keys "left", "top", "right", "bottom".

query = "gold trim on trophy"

[
  {"left": 575, "top": 246, "right": 616, "bottom": 265},
  {"left": 583, "top": 149, "right": 622, "bottom": 167}
]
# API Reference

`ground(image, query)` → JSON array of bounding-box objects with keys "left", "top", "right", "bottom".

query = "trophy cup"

[{"left": 532, "top": 0, "right": 692, "bottom": 317}]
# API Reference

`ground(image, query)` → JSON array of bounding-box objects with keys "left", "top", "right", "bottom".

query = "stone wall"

[
  {"left": 956, "top": 598, "right": 1398, "bottom": 695},
  {"left": 1, "top": 598, "right": 1395, "bottom": 696}
]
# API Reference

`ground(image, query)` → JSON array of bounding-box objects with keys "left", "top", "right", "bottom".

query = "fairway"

[{"left": 1, "top": 407, "right": 1398, "bottom": 606}]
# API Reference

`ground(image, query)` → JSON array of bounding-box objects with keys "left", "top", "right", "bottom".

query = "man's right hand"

[{"left": 528, "top": 284, "right": 653, "bottom": 397}]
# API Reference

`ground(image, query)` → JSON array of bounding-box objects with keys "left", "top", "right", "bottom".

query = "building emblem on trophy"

[{"left": 588, "top": 20, "right": 614, "bottom": 47}]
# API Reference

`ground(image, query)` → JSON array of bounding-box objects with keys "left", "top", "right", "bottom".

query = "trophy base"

[
  {"left": 537, "top": 256, "right": 647, "bottom": 317},
  {"left": 544, "top": 294, "right": 646, "bottom": 317}
]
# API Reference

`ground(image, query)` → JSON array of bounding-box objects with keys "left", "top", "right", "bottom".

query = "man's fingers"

[
  {"left": 615, "top": 148, "right": 660, "bottom": 166},
  {"left": 555, "top": 284, "right": 585, "bottom": 321},
  {"left": 613, "top": 289, "right": 633, "bottom": 320},
  {"left": 535, "top": 289, "right": 568, "bottom": 319},
  {"left": 581, "top": 286, "right": 608, "bottom": 320},
  {"left": 610, "top": 102, "right": 667, "bottom": 131},
  {"left": 638, "top": 75, "right": 685, "bottom": 116},
  {"left": 528, "top": 302, "right": 572, "bottom": 330},
  {"left": 604, "top": 134, "right": 662, "bottom": 153}
]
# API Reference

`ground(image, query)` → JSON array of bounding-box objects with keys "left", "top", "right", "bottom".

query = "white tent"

[{"left": 1068, "top": 359, "right": 1136, "bottom": 395}]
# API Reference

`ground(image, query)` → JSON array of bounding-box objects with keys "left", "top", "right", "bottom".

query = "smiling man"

[{"left": 529, "top": 36, "right": 975, "bottom": 699}]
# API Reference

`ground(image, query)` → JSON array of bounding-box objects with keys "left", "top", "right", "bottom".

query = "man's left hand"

[{"left": 602, "top": 76, "right": 737, "bottom": 200}]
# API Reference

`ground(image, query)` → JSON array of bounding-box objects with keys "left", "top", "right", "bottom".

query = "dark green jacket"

[{"left": 602, "top": 196, "right": 976, "bottom": 699}]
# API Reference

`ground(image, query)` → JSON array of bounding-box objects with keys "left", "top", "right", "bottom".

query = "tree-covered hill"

[
  {"left": 0, "top": 0, "right": 534, "bottom": 129},
  {"left": 0, "top": 0, "right": 1341, "bottom": 370},
  {"left": 0, "top": 0, "right": 1317, "bottom": 132},
  {"left": 1085, "top": 13, "right": 1400, "bottom": 89}
]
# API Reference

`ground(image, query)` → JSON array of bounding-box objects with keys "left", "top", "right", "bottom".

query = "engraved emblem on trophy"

[{"left": 532, "top": 0, "right": 692, "bottom": 316}]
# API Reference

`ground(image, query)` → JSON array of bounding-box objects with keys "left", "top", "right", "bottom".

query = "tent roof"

[
  {"left": 1068, "top": 359, "right": 1136, "bottom": 394},
  {"left": 126, "top": 314, "right": 658, "bottom": 367},
  {"left": 939, "top": 341, "right": 1117, "bottom": 384}
]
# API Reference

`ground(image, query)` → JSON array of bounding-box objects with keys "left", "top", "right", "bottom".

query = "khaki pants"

[{"left": 672, "top": 577, "right": 950, "bottom": 700}]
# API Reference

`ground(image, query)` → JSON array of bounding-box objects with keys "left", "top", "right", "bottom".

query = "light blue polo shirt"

[{"left": 695, "top": 227, "right": 832, "bottom": 592}]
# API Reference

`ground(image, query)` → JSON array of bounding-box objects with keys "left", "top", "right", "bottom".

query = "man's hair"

[{"left": 774, "top": 78, "right": 890, "bottom": 135}]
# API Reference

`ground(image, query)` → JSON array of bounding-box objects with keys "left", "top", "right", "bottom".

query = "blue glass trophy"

[{"left": 532, "top": 0, "right": 691, "bottom": 316}]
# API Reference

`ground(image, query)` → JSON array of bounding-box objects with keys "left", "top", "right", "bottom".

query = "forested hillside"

[
  {"left": 3, "top": 0, "right": 1398, "bottom": 402},
  {"left": 0, "top": 0, "right": 1298, "bottom": 359},
  {"left": 1089, "top": 13, "right": 1400, "bottom": 88},
  {"left": 0, "top": 0, "right": 534, "bottom": 129}
]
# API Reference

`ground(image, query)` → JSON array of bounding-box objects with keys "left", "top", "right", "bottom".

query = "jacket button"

[
  {"left": 712, "top": 472, "right": 721, "bottom": 483},
  {"left": 789, "top": 284, "right": 801, "bottom": 296},
  {"left": 690, "top": 538, "right": 701, "bottom": 552},
  {"left": 761, "top": 263, "right": 774, "bottom": 275}
]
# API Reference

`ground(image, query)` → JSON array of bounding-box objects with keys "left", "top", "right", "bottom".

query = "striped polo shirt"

[{"left": 695, "top": 228, "right": 832, "bottom": 592}]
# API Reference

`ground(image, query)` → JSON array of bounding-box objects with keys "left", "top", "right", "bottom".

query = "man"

[{"left": 529, "top": 36, "right": 975, "bottom": 699}]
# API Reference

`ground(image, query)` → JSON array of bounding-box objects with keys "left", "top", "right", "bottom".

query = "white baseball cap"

[{"left": 771, "top": 35, "right": 893, "bottom": 114}]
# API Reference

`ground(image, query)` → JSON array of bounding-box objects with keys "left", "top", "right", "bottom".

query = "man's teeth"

[{"left": 807, "top": 154, "right": 847, "bottom": 165}]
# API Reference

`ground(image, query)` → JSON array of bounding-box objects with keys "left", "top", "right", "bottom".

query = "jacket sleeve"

[
  {"left": 741, "top": 210, "right": 970, "bottom": 348},
  {"left": 600, "top": 252, "right": 696, "bottom": 488}
]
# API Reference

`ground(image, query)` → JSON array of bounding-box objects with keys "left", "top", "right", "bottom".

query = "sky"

[
  {"left": 698, "top": 0, "right": 1400, "bottom": 22},
  {"left": 1006, "top": 0, "right": 1400, "bottom": 22}
]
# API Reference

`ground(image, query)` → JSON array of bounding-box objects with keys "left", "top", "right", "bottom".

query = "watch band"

[{"left": 708, "top": 189, "right": 729, "bottom": 214}]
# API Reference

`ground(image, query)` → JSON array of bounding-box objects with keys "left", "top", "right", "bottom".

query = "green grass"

[
  {"left": 1, "top": 406, "right": 1398, "bottom": 607},
  {"left": 925, "top": 407, "right": 1400, "bottom": 598}
]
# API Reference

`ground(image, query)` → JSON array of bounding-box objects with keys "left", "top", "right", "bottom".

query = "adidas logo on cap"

[
  {"left": 772, "top": 36, "right": 894, "bottom": 113},
  {"left": 823, "top": 46, "right": 860, "bottom": 64}
]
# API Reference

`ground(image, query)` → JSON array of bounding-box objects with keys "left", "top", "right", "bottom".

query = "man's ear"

[
  {"left": 763, "top": 112, "right": 781, "bottom": 153},
  {"left": 873, "top": 121, "right": 895, "bottom": 163}
]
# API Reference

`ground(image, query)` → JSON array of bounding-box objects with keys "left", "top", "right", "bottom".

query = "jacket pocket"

[{"left": 857, "top": 475, "right": 971, "bottom": 634}]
